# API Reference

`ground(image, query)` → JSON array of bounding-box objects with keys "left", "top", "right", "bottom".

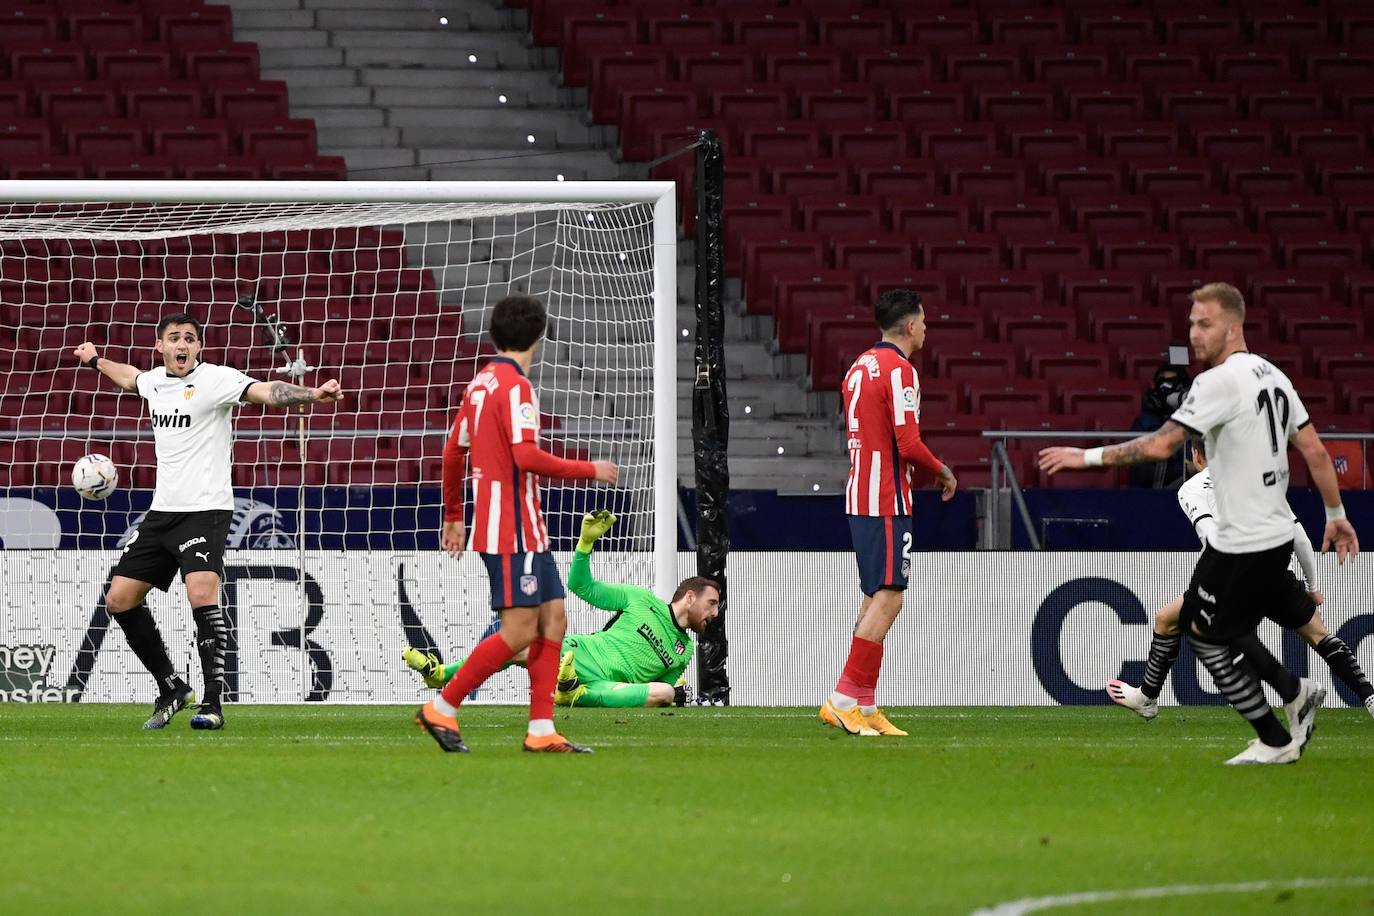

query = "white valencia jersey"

[
  {"left": 1170, "top": 352, "right": 1309, "bottom": 553},
  {"left": 1177, "top": 467, "right": 1302, "bottom": 561},
  {"left": 134, "top": 362, "right": 258, "bottom": 511}
]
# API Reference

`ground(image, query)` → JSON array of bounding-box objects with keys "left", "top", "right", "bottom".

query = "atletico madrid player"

[
  {"left": 821, "top": 288, "right": 957, "bottom": 738},
  {"left": 414, "top": 294, "right": 617, "bottom": 753}
]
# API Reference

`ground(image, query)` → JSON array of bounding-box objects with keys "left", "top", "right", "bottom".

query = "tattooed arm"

[
  {"left": 245, "top": 378, "right": 345, "bottom": 408},
  {"left": 1037, "top": 421, "right": 1188, "bottom": 475}
]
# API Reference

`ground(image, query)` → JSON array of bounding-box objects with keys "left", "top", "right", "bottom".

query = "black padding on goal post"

[{"left": 692, "top": 129, "right": 731, "bottom": 705}]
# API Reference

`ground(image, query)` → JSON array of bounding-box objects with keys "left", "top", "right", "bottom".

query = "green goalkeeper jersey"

[{"left": 565, "top": 549, "right": 694, "bottom": 685}]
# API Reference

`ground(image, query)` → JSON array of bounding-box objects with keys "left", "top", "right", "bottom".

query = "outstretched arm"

[
  {"left": 567, "top": 511, "right": 633, "bottom": 611},
  {"left": 72, "top": 342, "right": 139, "bottom": 392},
  {"left": 1038, "top": 421, "right": 1188, "bottom": 474},
  {"left": 245, "top": 379, "right": 344, "bottom": 408}
]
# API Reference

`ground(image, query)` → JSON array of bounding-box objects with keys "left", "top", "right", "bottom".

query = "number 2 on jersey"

[
  {"left": 846, "top": 369, "right": 863, "bottom": 432},
  {"left": 1255, "top": 387, "right": 1289, "bottom": 455}
]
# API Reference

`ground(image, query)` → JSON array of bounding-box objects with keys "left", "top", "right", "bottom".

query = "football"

[{"left": 71, "top": 453, "right": 119, "bottom": 500}]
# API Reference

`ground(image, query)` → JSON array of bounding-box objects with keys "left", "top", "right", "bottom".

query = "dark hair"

[
  {"left": 488, "top": 294, "right": 547, "bottom": 351},
  {"left": 672, "top": 576, "right": 720, "bottom": 603},
  {"left": 156, "top": 313, "right": 204, "bottom": 340},
  {"left": 875, "top": 288, "right": 923, "bottom": 331}
]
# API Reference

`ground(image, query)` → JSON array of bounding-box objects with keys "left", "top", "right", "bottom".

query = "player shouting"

[
  {"left": 821, "top": 288, "right": 957, "bottom": 737},
  {"left": 414, "top": 294, "right": 617, "bottom": 753},
  {"left": 405, "top": 510, "right": 719, "bottom": 708},
  {"left": 73, "top": 314, "right": 343, "bottom": 731}
]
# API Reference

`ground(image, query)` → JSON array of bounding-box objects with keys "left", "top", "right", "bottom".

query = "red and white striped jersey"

[
  {"left": 843, "top": 342, "right": 945, "bottom": 517},
  {"left": 442, "top": 357, "right": 595, "bottom": 554}
]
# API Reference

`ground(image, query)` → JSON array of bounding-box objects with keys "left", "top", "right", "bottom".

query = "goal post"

[{"left": 0, "top": 180, "right": 677, "bottom": 704}]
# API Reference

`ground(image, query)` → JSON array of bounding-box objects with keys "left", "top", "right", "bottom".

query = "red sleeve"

[
  {"left": 441, "top": 414, "right": 468, "bottom": 523},
  {"left": 892, "top": 361, "right": 945, "bottom": 481},
  {"left": 511, "top": 441, "right": 596, "bottom": 480}
]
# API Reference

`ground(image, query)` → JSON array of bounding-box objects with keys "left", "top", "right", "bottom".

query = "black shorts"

[
  {"left": 112, "top": 509, "right": 232, "bottom": 592},
  {"left": 1180, "top": 541, "right": 1295, "bottom": 643},
  {"left": 1266, "top": 570, "right": 1317, "bottom": 631}
]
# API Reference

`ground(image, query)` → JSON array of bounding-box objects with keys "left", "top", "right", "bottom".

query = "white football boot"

[{"left": 1106, "top": 679, "right": 1158, "bottom": 720}]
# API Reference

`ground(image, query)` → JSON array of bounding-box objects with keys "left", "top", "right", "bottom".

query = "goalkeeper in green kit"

[{"left": 405, "top": 511, "right": 721, "bottom": 708}]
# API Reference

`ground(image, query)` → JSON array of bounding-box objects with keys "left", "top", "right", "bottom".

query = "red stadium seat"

[
  {"left": 65, "top": 119, "right": 146, "bottom": 158},
  {"left": 800, "top": 85, "right": 883, "bottom": 122},
  {"left": 1282, "top": 121, "right": 1366, "bottom": 160},
  {"left": 762, "top": 47, "right": 845, "bottom": 84},
  {"left": 180, "top": 43, "right": 260, "bottom": 81},
  {"left": 980, "top": 196, "right": 1062, "bottom": 235},
  {"left": 1190, "top": 121, "right": 1273, "bottom": 159},
  {"left": 1032, "top": 345, "right": 1115, "bottom": 381},
  {"left": 1152, "top": 269, "right": 1237, "bottom": 311},
  {"left": 1030, "top": 45, "right": 1112, "bottom": 84},
  {"left": 830, "top": 122, "right": 912, "bottom": 160},
  {"left": 0, "top": 119, "right": 52, "bottom": 158},
  {"left": 738, "top": 121, "right": 823, "bottom": 160},
  {"left": 1058, "top": 379, "right": 1141, "bottom": 415},
  {"left": 1247, "top": 11, "right": 1328, "bottom": 46},
  {"left": 809, "top": 320, "right": 876, "bottom": 391},
  {"left": 966, "top": 381, "right": 1053, "bottom": 416},
  {"left": 798, "top": 194, "right": 884, "bottom": 235},
  {"left": 1077, "top": 11, "right": 1156, "bottom": 45},
  {"left": 888, "top": 195, "right": 971, "bottom": 235},
  {"left": 1312, "top": 344, "right": 1373, "bottom": 383},
  {"left": 678, "top": 49, "right": 753, "bottom": 86},
  {"left": 1005, "top": 122, "right": 1090, "bottom": 161},
  {"left": 996, "top": 308, "right": 1076, "bottom": 346},
  {"left": 709, "top": 85, "right": 790, "bottom": 123},
  {"left": 1214, "top": 47, "right": 1293, "bottom": 83},
  {"left": 239, "top": 118, "right": 316, "bottom": 159},
  {"left": 817, "top": 12, "right": 896, "bottom": 49},
  {"left": 149, "top": 119, "right": 233, "bottom": 158},
  {"left": 921, "top": 233, "right": 1005, "bottom": 272},
  {"left": 963, "top": 270, "right": 1043, "bottom": 311},
  {"left": 1247, "top": 271, "right": 1334, "bottom": 311},
  {"left": 1067, "top": 194, "right": 1154, "bottom": 235},
  {"left": 1098, "top": 233, "right": 1183, "bottom": 272},
  {"left": 866, "top": 271, "right": 953, "bottom": 307},
  {"left": 902, "top": 10, "right": 980, "bottom": 45},
  {"left": 1280, "top": 233, "right": 1365, "bottom": 271},
  {"left": 68, "top": 9, "right": 145, "bottom": 45},
  {"left": 888, "top": 85, "right": 967, "bottom": 123},
  {"left": 1188, "top": 232, "right": 1275, "bottom": 272},
  {"left": 211, "top": 81, "right": 289, "bottom": 121},
  {"left": 773, "top": 271, "right": 860, "bottom": 353},
  {"left": 741, "top": 233, "right": 826, "bottom": 316},
  {"left": 832, "top": 234, "right": 915, "bottom": 271},
  {"left": 857, "top": 161, "right": 939, "bottom": 197},
  {"left": 1243, "top": 83, "right": 1328, "bottom": 122},
  {"left": 1098, "top": 121, "right": 1180, "bottom": 159},
  {"left": 644, "top": 9, "right": 725, "bottom": 46},
  {"left": 1158, "top": 194, "right": 1246, "bottom": 235},
  {"left": 1088, "top": 307, "right": 1171, "bottom": 347},
  {"left": 93, "top": 44, "right": 177, "bottom": 81},
  {"left": 923, "top": 305, "right": 986, "bottom": 344},
  {"left": 1129, "top": 157, "right": 1215, "bottom": 196},
  {"left": 944, "top": 159, "right": 1027, "bottom": 198},
  {"left": 123, "top": 81, "right": 206, "bottom": 120},
  {"left": 1064, "top": 84, "right": 1148, "bottom": 122},
  {"left": 940, "top": 47, "right": 1023, "bottom": 84},
  {"left": 1314, "top": 159, "right": 1374, "bottom": 197},
  {"left": 1122, "top": 48, "right": 1204, "bottom": 84},
  {"left": 155, "top": 6, "right": 235, "bottom": 45},
  {"left": 9, "top": 43, "right": 90, "bottom": 81},
  {"left": 1009, "top": 234, "right": 1092, "bottom": 273},
  {"left": 1163, "top": 10, "right": 1242, "bottom": 46},
  {"left": 770, "top": 160, "right": 850, "bottom": 196},
  {"left": 732, "top": 12, "right": 810, "bottom": 49},
  {"left": 1222, "top": 157, "right": 1308, "bottom": 197},
  {"left": 1060, "top": 271, "right": 1148, "bottom": 313},
  {"left": 621, "top": 83, "right": 705, "bottom": 126},
  {"left": 854, "top": 49, "right": 933, "bottom": 85},
  {"left": 974, "top": 83, "right": 1056, "bottom": 122},
  {"left": 1303, "top": 46, "right": 1374, "bottom": 85},
  {"left": 1282, "top": 311, "right": 1365, "bottom": 347},
  {"left": 1039, "top": 158, "right": 1125, "bottom": 197},
  {"left": 723, "top": 194, "right": 795, "bottom": 274},
  {"left": 36, "top": 82, "right": 120, "bottom": 121},
  {"left": 932, "top": 343, "right": 1021, "bottom": 382},
  {"left": 95, "top": 157, "right": 177, "bottom": 179},
  {"left": 989, "top": 11, "right": 1067, "bottom": 45}
]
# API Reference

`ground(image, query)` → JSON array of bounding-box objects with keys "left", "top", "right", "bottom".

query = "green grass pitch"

[{"left": 3, "top": 704, "right": 1371, "bottom": 915}]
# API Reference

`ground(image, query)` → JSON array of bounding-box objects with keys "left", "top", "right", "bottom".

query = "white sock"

[
  {"left": 829, "top": 692, "right": 858, "bottom": 711},
  {"left": 527, "top": 718, "right": 555, "bottom": 737},
  {"left": 860, "top": 705, "right": 877, "bottom": 715},
  {"left": 432, "top": 695, "right": 457, "bottom": 717}
]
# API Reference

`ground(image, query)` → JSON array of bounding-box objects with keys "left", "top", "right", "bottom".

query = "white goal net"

[{"left": 0, "top": 180, "right": 676, "bottom": 705}]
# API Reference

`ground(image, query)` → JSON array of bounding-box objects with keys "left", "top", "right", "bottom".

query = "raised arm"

[
  {"left": 73, "top": 342, "right": 139, "bottom": 392},
  {"left": 245, "top": 379, "right": 344, "bottom": 408},
  {"left": 567, "top": 511, "right": 633, "bottom": 611}
]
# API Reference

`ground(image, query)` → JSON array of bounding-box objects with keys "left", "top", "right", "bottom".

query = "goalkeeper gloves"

[{"left": 576, "top": 509, "right": 616, "bottom": 553}]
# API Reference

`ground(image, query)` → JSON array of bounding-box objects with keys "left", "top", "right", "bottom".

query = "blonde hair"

[{"left": 1190, "top": 282, "right": 1246, "bottom": 320}]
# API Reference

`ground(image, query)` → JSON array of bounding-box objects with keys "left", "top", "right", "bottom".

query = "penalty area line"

[{"left": 971, "top": 876, "right": 1374, "bottom": 916}]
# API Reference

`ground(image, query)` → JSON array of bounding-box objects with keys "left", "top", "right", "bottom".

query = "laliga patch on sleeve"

[
  {"left": 900, "top": 386, "right": 918, "bottom": 411},
  {"left": 517, "top": 402, "right": 538, "bottom": 430}
]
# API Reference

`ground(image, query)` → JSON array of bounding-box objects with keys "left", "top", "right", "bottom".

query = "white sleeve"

[
  {"left": 1291, "top": 519, "right": 1317, "bottom": 589},
  {"left": 1176, "top": 473, "right": 1215, "bottom": 535},
  {"left": 1284, "top": 382, "right": 1310, "bottom": 437},
  {"left": 1194, "top": 516, "right": 1218, "bottom": 550},
  {"left": 134, "top": 371, "right": 152, "bottom": 400},
  {"left": 1170, "top": 368, "right": 1234, "bottom": 436},
  {"left": 207, "top": 364, "right": 259, "bottom": 407}
]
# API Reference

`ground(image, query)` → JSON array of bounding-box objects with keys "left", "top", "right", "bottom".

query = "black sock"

[
  {"left": 1190, "top": 635, "right": 1291, "bottom": 747},
  {"left": 1140, "top": 632, "right": 1181, "bottom": 700},
  {"left": 1315, "top": 636, "right": 1374, "bottom": 701},
  {"left": 1233, "top": 633, "right": 1299, "bottom": 704},
  {"left": 192, "top": 605, "right": 228, "bottom": 707},
  {"left": 112, "top": 604, "right": 180, "bottom": 695}
]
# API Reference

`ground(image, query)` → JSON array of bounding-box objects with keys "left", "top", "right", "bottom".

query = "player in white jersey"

[
  {"left": 1040, "top": 282, "right": 1359, "bottom": 765},
  {"left": 1108, "top": 441, "right": 1374, "bottom": 721},
  {"left": 73, "top": 314, "right": 343, "bottom": 730}
]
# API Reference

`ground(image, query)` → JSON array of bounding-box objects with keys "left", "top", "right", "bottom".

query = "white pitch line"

[{"left": 971, "top": 876, "right": 1374, "bottom": 916}]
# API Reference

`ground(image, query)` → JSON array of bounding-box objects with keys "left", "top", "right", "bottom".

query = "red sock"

[
  {"left": 439, "top": 632, "right": 517, "bottom": 709},
  {"left": 836, "top": 636, "right": 883, "bottom": 705},
  {"left": 526, "top": 637, "right": 560, "bottom": 723}
]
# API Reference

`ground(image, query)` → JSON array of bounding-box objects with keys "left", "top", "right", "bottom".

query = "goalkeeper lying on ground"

[{"left": 405, "top": 511, "right": 721, "bottom": 708}]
